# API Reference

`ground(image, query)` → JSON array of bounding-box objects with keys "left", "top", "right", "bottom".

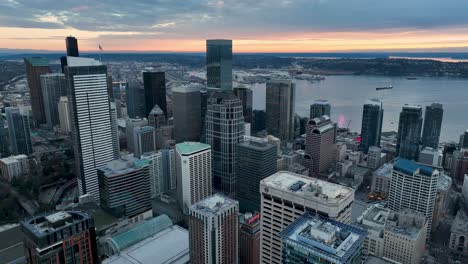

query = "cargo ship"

[{"left": 376, "top": 85, "right": 393, "bottom": 90}]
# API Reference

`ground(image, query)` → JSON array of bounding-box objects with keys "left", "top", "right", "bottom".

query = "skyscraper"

[
  {"left": 21, "top": 211, "right": 98, "bottom": 264},
  {"left": 109, "top": 102, "right": 120, "bottom": 159},
  {"left": 24, "top": 57, "right": 50, "bottom": 125},
  {"left": 460, "top": 130, "right": 468, "bottom": 149},
  {"left": 176, "top": 142, "right": 212, "bottom": 214},
  {"left": 206, "top": 39, "right": 232, "bottom": 92},
  {"left": 260, "top": 171, "right": 354, "bottom": 264},
  {"left": 189, "top": 194, "right": 239, "bottom": 264},
  {"left": 173, "top": 84, "right": 202, "bottom": 142},
  {"left": 66, "top": 36, "right": 79, "bottom": 57},
  {"left": 148, "top": 104, "right": 167, "bottom": 128},
  {"left": 236, "top": 139, "right": 277, "bottom": 213},
  {"left": 57, "top": 96, "right": 71, "bottom": 134},
  {"left": 6, "top": 107, "right": 33, "bottom": 156},
  {"left": 388, "top": 158, "right": 439, "bottom": 237},
  {"left": 240, "top": 212, "right": 261, "bottom": 264},
  {"left": 310, "top": 99, "right": 331, "bottom": 119},
  {"left": 396, "top": 104, "right": 423, "bottom": 160},
  {"left": 141, "top": 149, "right": 176, "bottom": 198},
  {"left": 205, "top": 92, "right": 244, "bottom": 195},
  {"left": 134, "top": 126, "right": 156, "bottom": 157},
  {"left": 304, "top": 115, "right": 337, "bottom": 176},
  {"left": 265, "top": 80, "right": 296, "bottom": 141},
  {"left": 233, "top": 85, "right": 253, "bottom": 124},
  {"left": 40, "top": 73, "right": 67, "bottom": 129},
  {"left": 97, "top": 156, "right": 152, "bottom": 218},
  {"left": 66, "top": 57, "right": 115, "bottom": 200},
  {"left": 422, "top": 103, "right": 444, "bottom": 149},
  {"left": 126, "top": 118, "right": 148, "bottom": 154},
  {"left": 360, "top": 98, "right": 383, "bottom": 153},
  {"left": 143, "top": 71, "right": 167, "bottom": 117},
  {"left": 126, "top": 81, "right": 146, "bottom": 119}
]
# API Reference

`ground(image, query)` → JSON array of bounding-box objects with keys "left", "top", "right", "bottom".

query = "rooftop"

[
  {"left": 279, "top": 212, "right": 366, "bottom": 263},
  {"left": 238, "top": 139, "right": 276, "bottom": 151},
  {"left": 21, "top": 211, "right": 91, "bottom": 238},
  {"left": 402, "top": 104, "right": 422, "bottom": 110},
  {"left": 358, "top": 204, "right": 390, "bottom": 229},
  {"left": 451, "top": 210, "right": 468, "bottom": 235},
  {"left": 438, "top": 173, "right": 452, "bottom": 191},
  {"left": 176, "top": 141, "right": 210, "bottom": 155},
  {"left": 190, "top": 194, "right": 237, "bottom": 215},
  {"left": 24, "top": 57, "right": 49, "bottom": 67},
  {"left": 394, "top": 158, "right": 435, "bottom": 176},
  {"left": 103, "top": 225, "right": 189, "bottom": 264},
  {"left": 261, "top": 171, "right": 354, "bottom": 204},
  {"left": 0, "top": 154, "right": 28, "bottom": 164},
  {"left": 67, "top": 56, "right": 103, "bottom": 67},
  {"left": 312, "top": 99, "right": 330, "bottom": 105},
  {"left": 98, "top": 156, "right": 149, "bottom": 177},
  {"left": 374, "top": 163, "right": 393, "bottom": 178},
  {"left": 207, "top": 39, "right": 232, "bottom": 44},
  {"left": 365, "top": 98, "right": 382, "bottom": 107},
  {"left": 385, "top": 209, "right": 426, "bottom": 239},
  {"left": 172, "top": 83, "right": 203, "bottom": 93}
]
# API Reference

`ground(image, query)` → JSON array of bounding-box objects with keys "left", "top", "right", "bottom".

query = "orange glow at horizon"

[{"left": 2, "top": 26, "right": 468, "bottom": 52}]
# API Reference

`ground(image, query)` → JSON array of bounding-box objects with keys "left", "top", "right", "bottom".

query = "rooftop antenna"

[{"left": 98, "top": 44, "right": 103, "bottom": 62}]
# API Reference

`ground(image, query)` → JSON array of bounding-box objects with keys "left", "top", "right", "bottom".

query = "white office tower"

[
  {"left": 176, "top": 142, "right": 212, "bottom": 214},
  {"left": 65, "top": 57, "right": 114, "bottom": 200},
  {"left": 109, "top": 102, "right": 120, "bottom": 159},
  {"left": 388, "top": 159, "right": 439, "bottom": 238},
  {"left": 57, "top": 96, "right": 71, "bottom": 133},
  {"left": 259, "top": 171, "right": 354, "bottom": 264},
  {"left": 141, "top": 149, "right": 175, "bottom": 198},
  {"left": 189, "top": 194, "right": 239, "bottom": 264}
]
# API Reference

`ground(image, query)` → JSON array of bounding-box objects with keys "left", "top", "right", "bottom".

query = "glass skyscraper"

[
  {"left": 421, "top": 102, "right": 443, "bottom": 149},
  {"left": 24, "top": 57, "right": 50, "bottom": 125},
  {"left": 265, "top": 80, "right": 296, "bottom": 141},
  {"left": 360, "top": 98, "right": 384, "bottom": 153},
  {"left": 396, "top": 104, "right": 423, "bottom": 161},
  {"left": 143, "top": 71, "right": 167, "bottom": 117},
  {"left": 5, "top": 107, "right": 33, "bottom": 156},
  {"left": 206, "top": 39, "right": 233, "bottom": 91},
  {"left": 310, "top": 99, "right": 331, "bottom": 119},
  {"left": 40, "top": 73, "right": 67, "bottom": 129}
]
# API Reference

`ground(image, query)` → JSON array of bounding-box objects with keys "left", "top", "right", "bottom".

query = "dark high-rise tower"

[
  {"left": 310, "top": 99, "right": 331, "bottom": 119},
  {"left": 24, "top": 57, "right": 50, "bottom": 125},
  {"left": 66, "top": 36, "right": 79, "bottom": 57},
  {"left": 143, "top": 71, "right": 167, "bottom": 117},
  {"left": 233, "top": 85, "right": 253, "bottom": 124},
  {"left": 421, "top": 103, "right": 443, "bottom": 149},
  {"left": 40, "top": 73, "right": 67, "bottom": 129},
  {"left": 6, "top": 107, "right": 33, "bottom": 156},
  {"left": 460, "top": 130, "right": 468, "bottom": 149},
  {"left": 126, "top": 81, "right": 146, "bottom": 118},
  {"left": 173, "top": 84, "right": 202, "bottom": 142},
  {"left": 240, "top": 213, "right": 261, "bottom": 264},
  {"left": 265, "top": 80, "right": 296, "bottom": 141},
  {"left": 206, "top": 39, "right": 232, "bottom": 92},
  {"left": 396, "top": 104, "right": 423, "bottom": 161},
  {"left": 236, "top": 139, "right": 277, "bottom": 213},
  {"left": 360, "top": 98, "right": 384, "bottom": 153}
]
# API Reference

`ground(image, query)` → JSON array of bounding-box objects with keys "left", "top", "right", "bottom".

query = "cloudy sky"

[{"left": 1, "top": 0, "right": 468, "bottom": 52}]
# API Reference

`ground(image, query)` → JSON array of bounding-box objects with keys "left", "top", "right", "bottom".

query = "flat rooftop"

[
  {"left": 394, "top": 158, "right": 435, "bottom": 176},
  {"left": 261, "top": 171, "right": 354, "bottom": 204},
  {"left": 374, "top": 163, "right": 393, "bottom": 177},
  {"left": 98, "top": 156, "right": 149, "bottom": 177},
  {"left": 438, "top": 174, "right": 452, "bottom": 191},
  {"left": 359, "top": 205, "right": 390, "bottom": 228},
  {"left": 103, "top": 225, "right": 189, "bottom": 264},
  {"left": 279, "top": 212, "right": 366, "bottom": 263},
  {"left": 312, "top": 99, "right": 330, "bottom": 105},
  {"left": 190, "top": 194, "right": 237, "bottom": 215},
  {"left": 176, "top": 142, "right": 210, "bottom": 155},
  {"left": 21, "top": 211, "right": 91, "bottom": 238}
]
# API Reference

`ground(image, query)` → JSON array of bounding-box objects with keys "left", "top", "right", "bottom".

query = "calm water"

[{"left": 250, "top": 75, "right": 468, "bottom": 142}]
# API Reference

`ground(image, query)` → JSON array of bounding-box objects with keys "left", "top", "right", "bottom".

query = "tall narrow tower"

[
  {"left": 360, "top": 98, "right": 384, "bottom": 153},
  {"left": 421, "top": 103, "right": 443, "bottom": 149},
  {"left": 24, "top": 57, "right": 50, "bottom": 125},
  {"left": 396, "top": 104, "right": 423, "bottom": 161},
  {"left": 265, "top": 80, "right": 296, "bottom": 141},
  {"left": 206, "top": 39, "right": 233, "bottom": 92}
]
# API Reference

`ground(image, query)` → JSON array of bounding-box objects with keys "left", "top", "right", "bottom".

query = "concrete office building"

[
  {"left": 189, "top": 194, "right": 239, "bottom": 264},
  {"left": 66, "top": 57, "right": 115, "bottom": 200},
  {"left": 260, "top": 171, "right": 354, "bottom": 264},
  {"left": 310, "top": 99, "right": 331, "bottom": 119},
  {"left": 141, "top": 149, "right": 175, "bottom": 198},
  {"left": 21, "top": 211, "right": 98, "bottom": 264},
  {"left": 143, "top": 71, "right": 167, "bottom": 116},
  {"left": 449, "top": 210, "right": 468, "bottom": 256},
  {"left": 6, "top": 107, "right": 33, "bottom": 156},
  {"left": 24, "top": 57, "right": 50, "bottom": 125},
  {"left": 40, "top": 73, "right": 67, "bottom": 129},
  {"left": 240, "top": 212, "right": 261, "bottom": 264},
  {"left": 265, "top": 80, "right": 296, "bottom": 141},
  {"left": 422, "top": 103, "right": 444, "bottom": 149},
  {"left": 205, "top": 92, "right": 244, "bottom": 195},
  {"left": 134, "top": 126, "right": 156, "bottom": 157},
  {"left": 383, "top": 210, "right": 428, "bottom": 264},
  {"left": 304, "top": 115, "right": 337, "bottom": 176},
  {"left": 450, "top": 149, "right": 468, "bottom": 183},
  {"left": 236, "top": 139, "right": 277, "bottom": 213},
  {"left": 396, "top": 105, "right": 423, "bottom": 161},
  {"left": 176, "top": 142, "right": 212, "bottom": 214},
  {"left": 57, "top": 96, "right": 71, "bottom": 133},
  {"left": 371, "top": 163, "right": 393, "bottom": 198},
  {"left": 97, "top": 156, "right": 152, "bottom": 218},
  {"left": 360, "top": 99, "right": 383, "bottom": 153},
  {"left": 388, "top": 159, "right": 439, "bottom": 237},
  {"left": 173, "top": 84, "right": 202, "bottom": 142},
  {"left": 233, "top": 85, "right": 253, "bottom": 123},
  {"left": 206, "top": 39, "right": 233, "bottom": 92},
  {"left": 367, "top": 146, "right": 382, "bottom": 169},
  {"left": 126, "top": 118, "right": 148, "bottom": 154},
  {"left": 148, "top": 104, "right": 167, "bottom": 128},
  {"left": 356, "top": 204, "right": 391, "bottom": 258},
  {"left": 0, "top": 154, "right": 29, "bottom": 182},
  {"left": 126, "top": 81, "right": 146, "bottom": 119},
  {"left": 279, "top": 212, "right": 366, "bottom": 264},
  {"left": 109, "top": 102, "right": 120, "bottom": 159}
]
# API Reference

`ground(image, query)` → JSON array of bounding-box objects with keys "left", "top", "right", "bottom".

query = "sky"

[{"left": 1, "top": 0, "right": 468, "bottom": 53}]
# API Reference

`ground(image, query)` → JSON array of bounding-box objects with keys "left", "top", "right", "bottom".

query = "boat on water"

[
  {"left": 376, "top": 85, "right": 393, "bottom": 90},
  {"left": 406, "top": 77, "right": 418, "bottom": 80}
]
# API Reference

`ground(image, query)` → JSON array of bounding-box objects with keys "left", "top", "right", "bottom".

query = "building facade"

[
  {"left": 310, "top": 99, "right": 331, "bottom": 119},
  {"left": 143, "top": 71, "right": 167, "bottom": 117},
  {"left": 172, "top": 84, "right": 202, "bottom": 142},
  {"left": 175, "top": 142, "right": 212, "bottom": 214},
  {"left": 396, "top": 105, "right": 423, "bottom": 161},
  {"left": 260, "top": 171, "right": 354, "bottom": 264},
  {"left": 141, "top": 149, "right": 176, "bottom": 198},
  {"left": 360, "top": 98, "right": 383, "bottom": 153},
  {"left": 233, "top": 85, "right": 253, "bottom": 124},
  {"left": 304, "top": 115, "right": 337, "bottom": 176},
  {"left": 449, "top": 210, "right": 468, "bottom": 256},
  {"left": 6, "top": 107, "right": 33, "bottom": 156},
  {"left": 421, "top": 103, "right": 443, "bottom": 149},
  {"left": 40, "top": 73, "right": 67, "bottom": 129},
  {"left": 24, "top": 57, "right": 50, "bottom": 125},
  {"left": 205, "top": 92, "right": 244, "bottom": 195},
  {"left": 21, "top": 211, "right": 98, "bottom": 264},
  {"left": 367, "top": 146, "right": 382, "bottom": 169},
  {"left": 126, "top": 81, "right": 146, "bottom": 119},
  {"left": 57, "top": 96, "right": 71, "bottom": 133},
  {"left": 189, "top": 194, "right": 239, "bottom": 264},
  {"left": 0, "top": 154, "right": 29, "bottom": 182},
  {"left": 265, "top": 80, "right": 296, "bottom": 141},
  {"left": 134, "top": 126, "right": 156, "bottom": 157},
  {"left": 240, "top": 212, "right": 261, "bottom": 264},
  {"left": 206, "top": 39, "right": 233, "bottom": 92}
]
